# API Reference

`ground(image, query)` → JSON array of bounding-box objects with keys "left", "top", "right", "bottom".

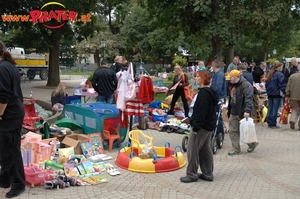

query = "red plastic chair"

[{"left": 103, "top": 123, "right": 120, "bottom": 152}]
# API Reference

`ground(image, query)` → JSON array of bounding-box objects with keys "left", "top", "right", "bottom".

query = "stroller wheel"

[
  {"left": 217, "top": 133, "right": 224, "bottom": 149},
  {"left": 182, "top": 136, "right": 189, "bottom": 152},
  {"left": 211, "top": 137, "right": 218, "bottom": 155}
]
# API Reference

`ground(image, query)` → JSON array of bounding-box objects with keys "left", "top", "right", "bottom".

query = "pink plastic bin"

[{"left": 24, "top": 166, "right": 53, "bottom": 187}]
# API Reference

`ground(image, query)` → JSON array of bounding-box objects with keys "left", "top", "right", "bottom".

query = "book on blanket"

[
  {"left": 81, "top": 160, "right": 95, "bottom": 174},
  {"left": 63, "top": 162, "right": 79, "bottom": 177},
  {"left": 81, "top": 141, "right": 104, "bottom": 158}
]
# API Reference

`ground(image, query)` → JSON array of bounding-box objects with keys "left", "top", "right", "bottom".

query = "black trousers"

[
  {"left": 0, "top": 129, "right": 25, "bottom": 189},
  {"left": 169, "top": 88, "right": 189, "bottom": 117}
]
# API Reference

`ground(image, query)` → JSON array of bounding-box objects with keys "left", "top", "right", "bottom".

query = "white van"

[{"left": 7, "top": 47, "right": 25, "bottom": 59}]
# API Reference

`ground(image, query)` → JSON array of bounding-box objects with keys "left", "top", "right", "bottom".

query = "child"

[{"left": 51, "top": 82, "right": 68, "bottom": 107}]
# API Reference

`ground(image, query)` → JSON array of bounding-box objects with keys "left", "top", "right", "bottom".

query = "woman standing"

[
  {"left": 0, "top": 41, "right": 25, "bottom": 198},
  {"left": 265, "top": 62, "right": 286, "bottom": 128},
  {"left": 180, "top": 70, "right": 218, "bottom": 183},
  {"left": 167, "top": 65, "right": 189, "bottom": 117},
  {"left": 51, "top": 82, "right": 68, "bottom": 106}
]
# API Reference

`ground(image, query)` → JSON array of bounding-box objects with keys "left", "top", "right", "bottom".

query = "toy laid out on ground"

[
  {"left": 63, "top": 103, "right": 127, "bottom": 150},
  {"left": 182, "top": 101, "right": 226, "bottom": 154},
  {"left": 21, "top": 130, "right": 120, "bottom": 188},
  {"left": 115, "top": 130, "right": 186, "bottom": 173}
]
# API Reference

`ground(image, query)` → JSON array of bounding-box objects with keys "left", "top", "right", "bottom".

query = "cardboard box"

[{"left": 62, "top": 134, "right": 88, "bottom": 154}]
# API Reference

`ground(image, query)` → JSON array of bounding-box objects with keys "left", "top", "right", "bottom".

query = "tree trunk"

[
  {"left": 225, "top": 47, "right": 234, "bottom": 66},
  {"left": 94, "top": 49, "right": 100, "bottom": 67},
  {"left": 211, "top": 0, "right": 222, "bottom": 61},
  {"left": 46, "top": 32, "right": 61, "bottom": 87},
  {"left": 212, "top": 35, "right": 222, "bottom": 61}
]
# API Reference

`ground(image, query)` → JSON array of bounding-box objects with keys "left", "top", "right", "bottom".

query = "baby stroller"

[{"left": 182, "top": 101, "right": 226, "bottom": 154}]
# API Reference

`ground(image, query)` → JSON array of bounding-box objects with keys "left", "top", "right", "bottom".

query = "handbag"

[
  {"left": 182, "top": 74, "right": 192, "bottom": 102},
  {"left": 124, "top": 62, "right": 137, "bottom": 100}
]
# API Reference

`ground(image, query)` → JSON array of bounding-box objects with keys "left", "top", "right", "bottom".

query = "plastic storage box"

[
  {"left": 63, "top": 103, "right": 128, "bottom": 146},
  {"left": 24, "top": 166, "right": 53, "bottom": 187}
]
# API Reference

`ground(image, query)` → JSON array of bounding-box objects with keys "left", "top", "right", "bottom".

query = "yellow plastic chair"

[{"left": 128, "top": 130, "right": 154, "bottom": 152}]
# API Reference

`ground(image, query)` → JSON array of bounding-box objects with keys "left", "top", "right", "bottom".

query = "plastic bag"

[
  {"left": 125, "top": 63, "right": 137, "bottom": 100},
  {"left": 239, "top": 118, "right": 257, "bottom": 145},
  {"left": 279, "top": 99, "right": 290, "bottom": 124},
  {"left": 139, "top": 143, "right": 157, "bottom": 159}
]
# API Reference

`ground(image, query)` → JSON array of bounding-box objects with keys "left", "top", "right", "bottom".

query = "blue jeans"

[
  {"left": 96, "top": 93, "right": 114, "bottom": 104},
  {"left": 267, "top": 98, "right": 281, "bottom": 127}
]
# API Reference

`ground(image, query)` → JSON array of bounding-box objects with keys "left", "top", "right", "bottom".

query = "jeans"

[
  {"left": 267, "top": 98, "right": 281, "bottom": 127},
  {"left": 96, "top": 93, "right": 114, "bottom": 104}
]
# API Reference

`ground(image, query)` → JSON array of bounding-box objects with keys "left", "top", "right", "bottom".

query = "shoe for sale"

[
  {"left": 58, "top": 175, "right": 80, "bottom": 186},
  {"left": 290, "top": 121, "right": 295, "bottom": 130},
  {"left": 228, "top": 151, "right": 241, "bottom": 156},
  {"left": 247, "top": 142, "right": 259, "bottom": 153},
  {"left": 5, "top": 188, "right": 25, "bottom": 198},
  {"left": 44, "top": 179, "right": 67, "bottom": 189}
]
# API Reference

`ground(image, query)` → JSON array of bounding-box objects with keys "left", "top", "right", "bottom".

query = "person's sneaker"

[
  {"left": 290, "top": 121, "right": 295, "bottom": 130},
  {"left": 180, "top": 176, "right": 198, "bottom": 183},
  {"left": 270, "top": 125, "right": 281, "bottom": 129},
  {"left": 5, "top": 188, "right": 25, "bottom": 198},
  {"left": 197, "top": 173, "right": 213, "bottom": 181},
  {"left": 228, "top": 151, "right": 240, "bottom": 156},
  {"left": 247, "top": 142, "right": 259, "bottom": 153}
]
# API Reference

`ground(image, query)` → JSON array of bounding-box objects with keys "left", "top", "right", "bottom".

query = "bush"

[
  {"left": 168, "top": 73, "right": 174, "bottom": 81},
  {"left": 72, "top": 67, "right": 79, "bottom": 73},
  {"left": 172, "top": 56, "right": 187, "bottom": 66}
]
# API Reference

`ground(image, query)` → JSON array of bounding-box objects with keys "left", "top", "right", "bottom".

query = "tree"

[
  {"left": 144, "top": 0, "right": 300, "bottom": 64},
  {"left": 0, "top": 0, "right": 100, "bottom": 86}
]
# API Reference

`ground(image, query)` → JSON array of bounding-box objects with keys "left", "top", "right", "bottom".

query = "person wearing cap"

[{"left": 226, "top": 70, "right": 258, "bottom": 156}]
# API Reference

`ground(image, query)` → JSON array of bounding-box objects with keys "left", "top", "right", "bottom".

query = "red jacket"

[{"left": 137, "top": 76, "right": 154, "bottom": 104}]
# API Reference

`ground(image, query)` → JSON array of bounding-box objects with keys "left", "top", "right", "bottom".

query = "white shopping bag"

[{"left": 239, "top": 118, "right": 258, "bottom": 145}]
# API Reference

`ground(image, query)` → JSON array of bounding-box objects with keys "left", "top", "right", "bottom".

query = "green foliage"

[
  {"left": 167, "top": 73, "right": 175, "bottom": 81},
  {"left": 72, "top": 67, "right": 80, "bottom": 73},
  {"left": 172, "top": 56, "right": 187, "bottom": 66}
]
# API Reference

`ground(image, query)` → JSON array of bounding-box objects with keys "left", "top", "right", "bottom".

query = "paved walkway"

[{"left": 1, "top": 75, "right": 299, "bottom": 199}]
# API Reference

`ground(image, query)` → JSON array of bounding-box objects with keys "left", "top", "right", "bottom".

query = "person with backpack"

[
  {"left": 265, "top": 62, "right": 286, "bottom": 129},
  {"left": 226, "top": 70, "right": 259, "bottom": 156}
]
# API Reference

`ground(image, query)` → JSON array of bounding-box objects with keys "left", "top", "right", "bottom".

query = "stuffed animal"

[{"left": 165, "top": 94, "right": 173, "bottom": 106}]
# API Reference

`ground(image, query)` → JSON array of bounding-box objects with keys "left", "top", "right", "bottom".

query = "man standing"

[
  {"left": 286, "top": 57, "right": 299, "bottom": 80},
  {"left": 211, "top": 60, "right": 227, "bottom": 140},
  {"left": 285, "top": 68, "right": 300, "bottom": 130},
  {"left": 226, "top": 70, "right": 259, "bottom": 156},
  {"left": 237, "top": 63, "right": 253, "bottom": 85},
  {"left": 92, "top": 60, "right": 118, "bottom": 104},
  {"left": 0, "top": 41, "right": 26, "bottom": 198},
  {"left": 226, "top": 56, "right": 240, "bottom": 73}
]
